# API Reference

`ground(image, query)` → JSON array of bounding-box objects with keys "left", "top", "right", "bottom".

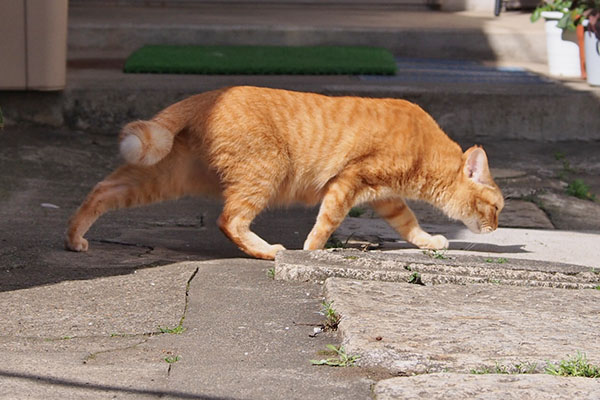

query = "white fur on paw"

[
  {"left": 429, "top": 235, "right": 449, "bottom": 250},
  {"left": 415, "top": 234, "right": 449, "bottom": 250},
  {"left": 65, "top": 237, "right": 89, "bottom": 252}
]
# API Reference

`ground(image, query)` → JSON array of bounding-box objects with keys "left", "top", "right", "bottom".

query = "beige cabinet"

[{"left": 0, "top": 0, "right": 68, "bottom": 90}]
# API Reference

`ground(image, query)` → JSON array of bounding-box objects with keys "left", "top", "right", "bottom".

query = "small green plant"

[
  {"left": 553, "top": 150, "right": 576, "bottom": 180},
  {"left": 164, "top": 355, "right": 181, "bottom": 364},
  {"left": 566, "top": 179, "right": 597, "bottom": 201},
  {"left": 408, "top": 272, "right": 425, "bottom": 285},
  {"left": 348, "top": 207, "right": 365, "bottom": 218},
  {"left": 266, "top": 267, "right": 275, "bottom": 279},
  {"left": 310, "top": 345, "right": 360, "bottom": 367},
  {"left": 485, "top": 257, "right": 508, "bottom": 264},
  {"left": 325, "top": 237, "right": 344, "bottom": 248},
  {"left": 423, "top": 249, "right": 448, "bottom": 259},
  {"left": 320, "top": 300, "right": 341, "bottom": 331},
  {"left": 471, "top": 361, "right": 538, "bottom": 375},
  {"left": 158, "top": 324, "right": 185, "bottom": 334},
  {"left": 546, "top": 352, "right": 600, "bottom": 378},
  {"left": 530, "top": 1, "right": 585, "bottom": 31}
]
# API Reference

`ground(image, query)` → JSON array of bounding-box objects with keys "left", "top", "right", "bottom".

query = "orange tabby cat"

[{"left": 65, "top": 86, "right": 503, "bottom": 260}]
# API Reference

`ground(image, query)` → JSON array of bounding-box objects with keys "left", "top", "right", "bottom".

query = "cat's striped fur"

[{"left": 66, "top": 86, "right": 504, "bottom": 260}]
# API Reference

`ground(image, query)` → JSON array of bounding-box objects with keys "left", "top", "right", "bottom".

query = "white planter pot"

[
  {"left": 584, "top": 23, "right": 600, "bottom": 86},
  {"left": 542, "top": 11, "right": 582, "bottom": 77}
]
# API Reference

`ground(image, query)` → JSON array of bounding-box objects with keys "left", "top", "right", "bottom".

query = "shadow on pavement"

[{"left": 0, "top": 369, "right": 240, "bottom": 400}]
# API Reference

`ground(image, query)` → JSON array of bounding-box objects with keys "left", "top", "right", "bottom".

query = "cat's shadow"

[{"left": 376, "top": 240, "right": 530, "bottom": 254}]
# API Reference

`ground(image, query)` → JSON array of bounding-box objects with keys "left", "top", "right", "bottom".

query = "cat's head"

[{"left": 449, "top": 146, "right": 504, "bottom": 234}]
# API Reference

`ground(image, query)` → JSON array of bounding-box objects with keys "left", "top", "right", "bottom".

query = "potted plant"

[
  {"left": 531, "top": 0, "right": 582, "bottom": 77},
  {"left": 580, "top": 2, "right": 600, "bottom": 85}
]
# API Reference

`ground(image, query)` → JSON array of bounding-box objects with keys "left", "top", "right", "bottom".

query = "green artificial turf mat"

[{"left": 123, "top": 45, "right": 397, "bottom": 75}]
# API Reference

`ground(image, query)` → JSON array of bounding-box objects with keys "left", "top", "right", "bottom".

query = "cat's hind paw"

[
  {"left": 264, "top": 244, "right": 286, "bottom": 260},
  {"left": 65, "top": 236, "right": 89, "bottom": 252}
]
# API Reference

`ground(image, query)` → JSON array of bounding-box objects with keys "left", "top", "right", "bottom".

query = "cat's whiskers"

[{"left": 463, "top": 241, "right": 478, "bottom": 252}]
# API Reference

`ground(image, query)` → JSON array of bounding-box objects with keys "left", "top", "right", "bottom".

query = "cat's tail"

[{"left": 118, "top": 119, "right": 178, "bottom": 166}]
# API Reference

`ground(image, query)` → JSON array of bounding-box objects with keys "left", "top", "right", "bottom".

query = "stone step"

[
  {"left": 323, "top": 276, "right": 600, "bottom": 376},
  {"left": 275, "top": 249, "right": 600, "bottom": 289},
  {"left": 67, "top": 5, "right": 546, "bottom": 64},
  {"left": 374, "top": 374, "right": 600, "bottom": 400}
]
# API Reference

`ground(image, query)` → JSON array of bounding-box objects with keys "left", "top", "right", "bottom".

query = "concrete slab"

[
  {"left": 497, "top": 199, "right": 554, "bottom": 229},
  {"left": 324, "top": 277, "right": 600, "bottom": 375},
  {"left": 374, "top": 373, "right": 600, "bottom": 400},
  {"left": 275, "top": 249, "right": 600, "bottom": 289},
  {"left": 0, "top": 262, "right": 197, "bottom": 338},
  {"left": 156, "top": 259, "right": 376, "bottom": 400}
]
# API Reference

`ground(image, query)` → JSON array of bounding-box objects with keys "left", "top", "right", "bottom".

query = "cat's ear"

[{"left": 463, "top": 146, "right": 492, "bottom": 185}]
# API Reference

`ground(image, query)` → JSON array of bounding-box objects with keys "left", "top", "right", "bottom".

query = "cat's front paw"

[
  {"left": 427, "top": 234, "right": 449, "bottom": 250},
  {"left": 65, "top": 236, "right": 89, "bottom": 252},
  {"left": 415, "top": 234, "right": 449, "bottom": 250}
]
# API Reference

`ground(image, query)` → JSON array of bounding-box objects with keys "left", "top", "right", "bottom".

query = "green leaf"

[
  {"left": 557, "top": 12, "right": 571, "bottom": 29},
  {"left": 326, "top": 344, "right": 339, "bottom": 353}
]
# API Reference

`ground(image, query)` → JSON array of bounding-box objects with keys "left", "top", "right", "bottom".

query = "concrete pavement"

[
  {"left": 1, "top": 3, "right": 600, "bottom": 398},
  {"left": 0, "top": 122, "right": 599, "bottom": 398}
]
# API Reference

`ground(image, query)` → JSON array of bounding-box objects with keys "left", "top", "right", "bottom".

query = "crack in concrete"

[
  {"left": 91, "top": 238, "right": 155, "bottom": 252},
  {"left": 67, "top": 267, "right": 200, "bottom": 370},
  {"left": 82, "top": 337, "right": 151, "bottom": 365},
  {"left": 179, "top": 266, "right": 199, "bottom": 329}
]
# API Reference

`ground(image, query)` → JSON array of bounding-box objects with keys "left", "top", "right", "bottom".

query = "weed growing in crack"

[
  {"left": 485, "top": 257, "right": 508, "bottom": 264},
  {"left": 522, "top": 193, "right": 545, "bottom": 209},
  {"left": 554, "top": 153, "right": 597, "bottom": 202},
  {"left": 164, "top": 355, "right": 181, "bottom": 364},
  {"left": 266, "top": 267, "right": 275, "bottom": 279},
  {"left": 546, "top": 352, "right": 600, "bottom": 378},
  {"left": 423, "top": 249, "right": 448, "bottom": 259},
  {"left": 320, "top": 300, "right": 341, "bottom": 331},
  {"left": 311, "top": 345, "right": 359, "bottom": 367},
  {"left": 566, "top": 179, "right": 597, "bottom": 202},
  {"left": 158, "top": 324, "right": 185, "bottom": 335},
  {"left": 554, "top": 151, "right": 575, "bottom": 179},
  {"left": 408, "top": 272, "right": 425, "bottom": 285},
  {"left": 471, "top": 361, "right": 538, "bottom": 375}
]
